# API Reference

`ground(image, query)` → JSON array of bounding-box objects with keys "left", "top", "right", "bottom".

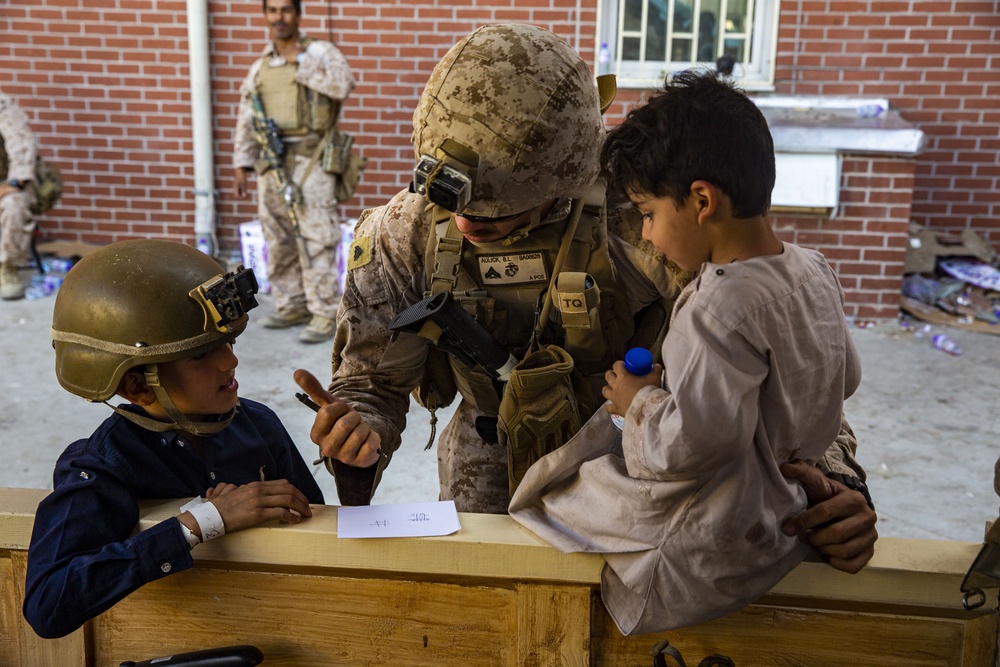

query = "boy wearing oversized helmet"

[{"left": 24, "top": 240, "right": 323, "bottom": 639}]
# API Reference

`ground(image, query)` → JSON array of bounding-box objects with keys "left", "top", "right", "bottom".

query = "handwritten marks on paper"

[{"left": 337, "top": 500, "right": 461, "bottom": 538}]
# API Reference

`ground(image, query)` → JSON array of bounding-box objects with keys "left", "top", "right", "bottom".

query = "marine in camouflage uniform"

[
  {"left": 232, "top": 0, "right": 354, "bottom": 343},
  {"left": 0, "top": 90, "right": 39, "bottom": 301},
  {"left": 304, "top": 25, "right": 872, "bottom": 532}
]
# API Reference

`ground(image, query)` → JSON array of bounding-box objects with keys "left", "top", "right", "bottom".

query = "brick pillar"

[{"left": 772, "top": 155, "right": 916, "bottom": 320}]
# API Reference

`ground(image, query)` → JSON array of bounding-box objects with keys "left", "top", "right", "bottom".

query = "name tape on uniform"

[{"left": 477, "top": 252, "right": 548, "bottom": 286}]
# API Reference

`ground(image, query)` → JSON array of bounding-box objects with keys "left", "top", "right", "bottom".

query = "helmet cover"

[{"left": 412, "top": 23, "right": 605, "bottom": 218}]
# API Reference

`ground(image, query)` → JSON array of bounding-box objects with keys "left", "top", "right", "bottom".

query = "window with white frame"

[{"left": 596, "top": 0, "right": 779, "bottom": 89}]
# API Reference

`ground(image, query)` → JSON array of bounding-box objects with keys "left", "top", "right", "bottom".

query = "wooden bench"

[{"left": 1, "top": 487, "right": 995, "bottom": 665}]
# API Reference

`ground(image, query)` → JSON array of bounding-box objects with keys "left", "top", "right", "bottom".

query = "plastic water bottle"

[
  {"left": 196, "top": 235, "right": 214, "bottom": 256},
  {"left": 856, "top": 104, "right": 884, "bottom": 119},
  {"left": 598, "top": 42, "right": 611, "bottom": 75},
  {"left": 24, "top": 273, "right": 63, "bottom": 300},
  {"left": 611, "top": 347, "right": 654, "bottom": 430},
  {"left": 932, "top": 333, "right": 961, "bottom": 356}
]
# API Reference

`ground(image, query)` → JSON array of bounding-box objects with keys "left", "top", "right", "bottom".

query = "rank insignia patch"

[{"left": 348, "top": 236, "right": 372, "bottom": 270}]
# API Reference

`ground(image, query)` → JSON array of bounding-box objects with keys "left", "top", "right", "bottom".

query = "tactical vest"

[
  {"left": 255, "top": 38, "right": 338, "bottom": 138},
  {"left": 423, "top": 184, "right": 638, "bottom": 417}
]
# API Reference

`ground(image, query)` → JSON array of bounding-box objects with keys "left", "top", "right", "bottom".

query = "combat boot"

[
  {"left": 299, "top": 315, "right": 335, "bottom": 344},
  {"left": 260, "top": 307, "right": 311, "bottom": 329},
  {"left": 0, "top": 264, "right": 25, "bottom": 301}
]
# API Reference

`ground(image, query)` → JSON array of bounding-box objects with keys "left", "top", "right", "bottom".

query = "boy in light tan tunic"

[{"left": 509, "top": 71, "right": 864, "bottom": 635}]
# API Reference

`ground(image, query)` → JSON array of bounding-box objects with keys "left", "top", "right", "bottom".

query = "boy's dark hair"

[
  {"left": 262, "top": 0, "right": 302, "bottom": 14},
  {"left": 600, "top": 70, "right": 775, "bottom": 219}
]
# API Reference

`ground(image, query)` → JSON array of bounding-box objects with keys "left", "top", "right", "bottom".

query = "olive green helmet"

[
  {"left": 51, "top": 239, "right": 258, "bottom": 434},
  {"left": 411, "top": 23, "right": 605, "bottom": 219}
]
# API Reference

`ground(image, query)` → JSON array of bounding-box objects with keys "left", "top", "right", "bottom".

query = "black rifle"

[
  {"left": 247, "top": 90, "right": 310, "bottom": 267},
  {"left": 388, "top": 291, "right": 516, "bottom": 382}
]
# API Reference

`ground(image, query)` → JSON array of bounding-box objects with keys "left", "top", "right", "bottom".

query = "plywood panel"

[
  {"left": 10, "top": 550, "right": 88, "bottom": 666},
  {"left": 0, "top": 554, "right": 20, "bottom": 666},
  {"left": 516, "top": 583, "right": 591, "bottom": 666},
  {"left": 594, "top": 603, "right": 997, "bottom": 667},
  {"left": 91, "top": 567, "right": 521, "bottom": 667}
]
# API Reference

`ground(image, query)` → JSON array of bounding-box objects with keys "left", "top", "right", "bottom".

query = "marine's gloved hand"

[
  {"left": 294, "top": 368, "right": 382, "bottom": 469},
  {"left": 780, "top": 460, "right": 878, "bottom": 574},
  {"left": 499, "top": 345, "right": 584, "bottom": 496}
]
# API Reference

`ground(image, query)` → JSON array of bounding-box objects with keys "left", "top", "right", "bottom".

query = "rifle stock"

[{"left": 389, "top": 292, "right": 516, "bottom": 382}]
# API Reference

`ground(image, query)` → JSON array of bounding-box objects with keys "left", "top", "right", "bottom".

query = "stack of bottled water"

[{"left": 25, "top": 257, "right": 75, "bottom": 300}]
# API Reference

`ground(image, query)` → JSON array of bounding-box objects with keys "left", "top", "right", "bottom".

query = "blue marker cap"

[{"left": 623, "top": 347, "right": 653, "bottom": 376}]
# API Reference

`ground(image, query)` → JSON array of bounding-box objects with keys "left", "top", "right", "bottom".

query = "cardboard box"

[
  {"left": 239, "top": 220, "right": 270, "bottom": 294},
  {"left": 905, "top": 224, "right": 996, "bottom": 275}
]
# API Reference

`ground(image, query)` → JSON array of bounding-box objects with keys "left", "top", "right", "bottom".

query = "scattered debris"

[
  {"left": 22, "top": 242, "right": 93, "bottom": 300},
  {"left": 901, "top": 224, "right": 1000, "bottom": 335}
]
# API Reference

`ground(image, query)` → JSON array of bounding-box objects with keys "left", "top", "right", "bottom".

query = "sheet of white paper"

[{"left": 337, "top": 500, "right": 461, "bottom": 538}]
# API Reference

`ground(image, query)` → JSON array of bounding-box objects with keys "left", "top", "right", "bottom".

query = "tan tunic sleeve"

[{"left": 816, "top": 415, "right": 867, "bottom": 479}]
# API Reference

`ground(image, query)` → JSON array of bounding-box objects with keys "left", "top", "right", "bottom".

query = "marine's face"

[
  {"left": 453, "top": 210, "right": 531, "bottom": 244},
  {"left": 265, "top": 0, "right": 300, "bottom": 42},
  {"left": 151, "top": 341, "right": 240, "bottom": 418}
]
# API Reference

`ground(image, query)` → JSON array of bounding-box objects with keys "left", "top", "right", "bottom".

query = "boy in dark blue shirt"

[{"left": 23, "top": 239, "right": 324, "bottom": 639}]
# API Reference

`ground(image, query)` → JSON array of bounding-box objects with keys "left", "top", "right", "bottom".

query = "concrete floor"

[{"left": 3, "top": 283, "right": 999, "bottom": 544}]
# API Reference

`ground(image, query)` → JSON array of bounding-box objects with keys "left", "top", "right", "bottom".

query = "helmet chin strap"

[
  {"left": 464, "top": 205, "right": 545, "bottom": 249},
  {"left": 105, "top": 364, "right": 236, "bottom": 436}
]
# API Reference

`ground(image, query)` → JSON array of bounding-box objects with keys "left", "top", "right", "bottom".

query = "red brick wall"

[
  {"left": 0, "top": 0, "right": 598, "bottom": 254},
  {"left": 772, "top": 0, "right": 1000, "bottom": 247},
  {"left": 1, "top": 0, "right": 993, "bottom": 319},
  {"left": 774, "top": 157, "right": 916, "bottom": 319}
]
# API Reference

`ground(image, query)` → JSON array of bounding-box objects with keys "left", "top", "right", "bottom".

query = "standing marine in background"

[
  {"left": 0, "top": 90, "right": 39, "bottom": 301},
  {"left": 232, "top": 0, "right": 355, "bottom": 343}
]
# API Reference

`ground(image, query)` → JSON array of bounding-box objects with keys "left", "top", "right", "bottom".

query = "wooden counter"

[{"left": 1, "top": 487, "right": 995, "bottom": 666}]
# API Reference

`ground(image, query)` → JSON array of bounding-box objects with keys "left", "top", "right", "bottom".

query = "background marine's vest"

[{"left": 255, "top": 39, "right": 338, "bottom": 139}]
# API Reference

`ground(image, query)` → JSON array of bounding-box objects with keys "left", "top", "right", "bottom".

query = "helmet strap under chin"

[
  {"left": 464, "top": 204, "right": 545, "bottom": 249},
  {"left": 105, "top": 364, "right": 236, "bottom": 436}
]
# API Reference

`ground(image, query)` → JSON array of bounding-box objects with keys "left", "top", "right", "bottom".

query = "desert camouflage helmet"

[
  {"left": 411, "top": 23, "right": 605, "bottom": 219},
  {"left": 51, "top": 239, "right": 258, "bottom": 434}
]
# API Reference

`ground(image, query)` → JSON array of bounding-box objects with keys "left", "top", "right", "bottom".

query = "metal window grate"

[{"left": 601, "top": 0, "right": 774, "bottom": 88}]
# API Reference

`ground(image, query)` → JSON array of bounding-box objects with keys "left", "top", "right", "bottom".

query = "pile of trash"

[{"left": 901, "top": 223, "right": 1000, "bottom": 334}]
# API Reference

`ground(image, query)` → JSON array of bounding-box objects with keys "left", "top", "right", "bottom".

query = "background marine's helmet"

[
  {"left": 411, "top": 23, "right": 605, "bottom": 219},
  {"left": 52, "top": 239, "right": 257, "bottom": 403}
]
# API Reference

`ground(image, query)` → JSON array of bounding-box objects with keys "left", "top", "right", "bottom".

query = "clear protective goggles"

[
  {"left": 188, "top": 265, "right": 260, "bottom": 333},
  {"left": 411, "top": 154, "right": 473, "bottom": 213}
]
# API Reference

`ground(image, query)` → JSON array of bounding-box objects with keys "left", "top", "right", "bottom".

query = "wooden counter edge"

[{"left": 2, "top": 486, "right": 993, "bottom": 614}]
